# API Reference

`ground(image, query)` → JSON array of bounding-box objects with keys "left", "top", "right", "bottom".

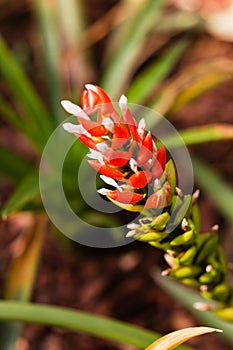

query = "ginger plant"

[{"left": 62, "top": 84, "right": 233, "bottom": 321}]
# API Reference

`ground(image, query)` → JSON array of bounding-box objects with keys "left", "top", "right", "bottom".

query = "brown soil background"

[{"left": 0, "top": 1, "right": 233, "bottom": 349}]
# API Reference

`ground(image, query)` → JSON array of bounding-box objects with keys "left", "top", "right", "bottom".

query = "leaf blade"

[
  {"left": 126, "top": 40, "right": 188, "bottom": 104},
  {"left": 0, "top": 146, "right": 34, "bottom": 183},
  {"left": 192, "top": 157, "right": 233, "bottom": 225},
  {"left": 163, "top": 123, "right": 233, "bottom": 148},
  {"left": 1, "top": 172, "right": 39, "bottom": 218},
  {"left": 101, "top": 0, "right": 165, "bottom": 98},
  {"left": 0, "top": 300, "right": 190, "bottom": 349},
  {"left": 0, "top": 36, "right": 53, "bottom": 147}
]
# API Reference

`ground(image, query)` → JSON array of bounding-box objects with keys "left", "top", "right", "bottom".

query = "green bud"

[
  {"left": 171, "top": 265, "right": 202, "bottom": 279},
  {"left": 170, "top": 228, "right": 196, "bottom": 246},
  {"left": 212, "top": 283, "right": 231, "bottom": 303},
  {"left": 137, "top": 230, "right": 168, "bottom": 242},
  {"left": 199, "top": 268, "right": 220, "bottom": 285},
  {"left": 181, "top": 278, "right": 200, "bottom": 288},
  {"left": 201, "top": 290, "right": 214, "bottom": 300},
  {"left": 191, "top": 203, "right": 200, "bottom": 233},
  {"left": 167, "top": 195, "right": 192, "bottom": 232},
  {"left": 165, "top": 159, "right": 176, "bottom": 202},
  {"left": 216, "top": 246, "right": 228, "bottom": 274},
  {"left": 196, "top": 233, "right": 211, "bottom": 250},
  {"left": 149, "top": 241, "right": 171, "bottom": 251},
  {"left": 214, "top": 307, "right": 233, "bottom": 322},
  {"left": 151, "top": 212, "right": 170, "bottom": 231},
  {"left": 180, "top": 246, "right": 197, "bottom": 265},
  {"left": 195, "top": 233, "right": 218, "bottom": 265}
]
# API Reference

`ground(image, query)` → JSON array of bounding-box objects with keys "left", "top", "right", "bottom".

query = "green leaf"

[
  {"left": 152, "top": 60, "right": 232, "bottom": 115},
  {"left": 169, "top": 70, "right": 231, "bottom": 114},
  {"left": 153, "top": 271, "right": 233, "bottom": 346},
  {"left": 34, "top": 0, "right": 63, "bottom": 124},
  {"left": 163, "top": 123, "right": 233, "bottom": 148},
  {"left": 0, "top": 36, "right": 53, "bottom": 148},
  {"left": 101, "top": 0, "right": 165, "bottom": 98},
  {"left": 0, "top": 146, "right": 34, "bottom": 183},
  {"left": 0, "top": 100, "right": 46, "bottom": 151},
  {"left": 126, "top": 40, "right": 188, "bottom": 104},
  {"left": 192, "top": 157, "right": 233, "bottom": 225},
  {"left": 0, "top": 301, "right": 190, "bottom": 349},
  {"left": 0, "top": 100, "right": 26, "bottom": 131},
  {"left": 1, "top": 172, "right": 39, "bottom": 218}
]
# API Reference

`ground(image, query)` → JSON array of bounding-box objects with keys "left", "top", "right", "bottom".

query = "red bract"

[
  {"left": 81, "top": 85, "right": 111, "bottom": 109},
  {"left": 62, "top": 84, "right": 169, "bottom": 212},
  {"left": 82, "top": 84, "right": 120, "bottom": 122},
  {"left": 137, "top": 132, "right": 153, "bottom": 166},
  {"left": 78, "top": 118, "right": 107, "bottom": 137},
  {"left": 107, "top": 190, "right": 144, "bottom": 204},
  {"left": 152, "top": 145, "right": 166, "bottom": 179},
  {"left": 145, "top": 190, "right": 166, "bottom": 209},
  {"left": 107, "top": 151, "right": 131, "bottom": 167},
  {"left": 157, "top": 144, "right": 166, "bottom": 170},
  {"left": 88, "top": 160, "right": 125, "bottom": 180},
  {"left": 112, "top": 124, "right": 129, "bottom": 149},
  {"left": 128, "top": 171, "right": 152, "bottom": 189}
]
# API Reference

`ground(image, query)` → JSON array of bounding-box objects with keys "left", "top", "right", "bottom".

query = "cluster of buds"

[
  {"left": 62, "top": 84, "right": 170, "bottom": 212},
  {"left": 62, "top": 84, "right": 233, "bottom": 321}
]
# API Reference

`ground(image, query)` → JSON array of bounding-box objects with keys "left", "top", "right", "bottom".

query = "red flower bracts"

[
  {"left": 62, "top": 85, "right": 233, "bottom": 312},
  {"left": 62, "top": 84, "right": 170, "bottom": 210}
]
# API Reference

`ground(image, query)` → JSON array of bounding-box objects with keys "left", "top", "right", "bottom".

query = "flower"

[{"left": 62, "top": 84, "right": 169, "bottom": 209}]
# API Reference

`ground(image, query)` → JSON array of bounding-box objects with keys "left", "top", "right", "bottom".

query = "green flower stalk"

[{"left": 62, "top": 84, "right": 233, "bottom": 320}]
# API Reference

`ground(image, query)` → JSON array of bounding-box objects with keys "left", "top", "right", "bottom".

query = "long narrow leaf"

[
  {"left": 192, "top": 157, "right": 233, "bottom": 225},
  {"left": 0, "top": 146, "right": 34, "bottom": 183},
  {"left": 152, "top": 60, "right": 232, "bottom": 115},
  {"left": 126, "top": 40, "right": 188, "bottom": 104},
  {"left": 56, "top": 0, "right": 94, "bottom": 95},
  {"left": 0, "top": 36, "right": 53, "bottom": 147},
  {"left": 163, "top": 123, "right": 233, "bottom": 148},
  {"left": 1, "top": 172, "right": 39, "bottom": 218},
  {"left": 0, "top": 100, "right": 46, "bottom": 151},
  {"left": 0, "top": 300, "right": 190, "bottom": 349},
  {"left": 34, "top": 0, "right": 63, "bottom": 124},
  {"left": 0, "top": 100, "right": 25, "bottom": 131},
  {"left": 101, "top": 0, "right": 165, "bottom": 98}
]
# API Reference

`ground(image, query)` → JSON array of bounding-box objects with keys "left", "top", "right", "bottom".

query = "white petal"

[
  {"left": 119, "top": 94, "right": 127, "bottom": 114},
  {"left": 102, "top": 117, "right": 114, "bottom": 132},
  {"left": 126, "top": 230, "right": 137, "bottom": 238},
  {"left": 62, "top": 123, "right": 91, "bottom": 137},
  {"left": 61, "top": 100, "right": 89, "bottom": 119},
  {"left": 97, "top": 188, "right": 112, "bottom": 195},
  {"left": 129, "top": 158, "right": 138, "bottom": 173},
  {"left": 85, "top": 84, "right": 96, "bottom": 92},
  {"left": 127, "top": 223, "right": 140, "bottom": 230},
  {"left": 62, "top": 123, "right": 81, "bottom": 134},
  {"left": 152, "top": 140, "right": 157, "bottom": 151},
  {"left": 96, "top": 142, "right": 109, "bottom": 153},
  {"left": 87, "top": 149, "right": 105, "bottom": 165},
  {"left": 154, "top": 178, "right": 161, "bottom": 189},
  {"left": 138, "top": 118, "right": 146, "bottom": 138},
  {"left": 100, "top": 175, "right": 122, "bottom": 191}
]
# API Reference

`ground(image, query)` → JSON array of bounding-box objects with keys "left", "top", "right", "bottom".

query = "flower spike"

[{"left": 62, "top": 85, "right": 233, "bottom": 320}]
